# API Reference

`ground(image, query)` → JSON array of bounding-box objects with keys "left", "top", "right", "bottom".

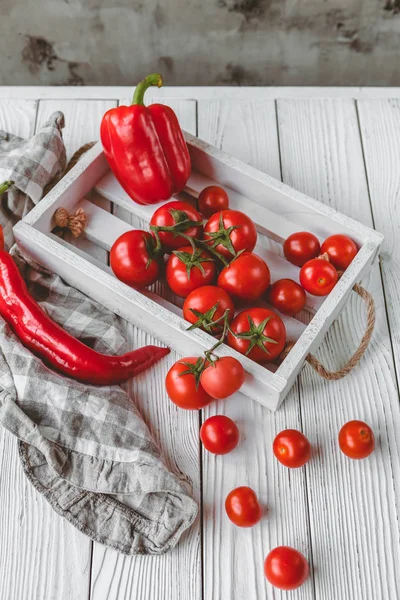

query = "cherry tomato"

[
  {"left": 204, "top": 210, "right": 257, "bottom": 259},
  {"left": 198, "top": 186, "right": 229, "bottom": 218},
  {"left": 227, "top": 307, "right": 286, "bottom": 363},
  {"left": 268, "top": 278, "right": 306, "bottom": 316},
  {"left": 217, "top": 252, "right": 270, "bottom": 302},
  {"left": 321, "top": 234, "right": 358, "bottom": 270},
  {"left": 273, "top": 429, "right": 311, "bottom": 468},
  {"left": 200, "top": 357, "right": 245, "bottom": 399},
  {"left": 200, "top": 415, "right": 239, "bottom": 454},
  {"left": 300, "top": 257, "right": 338, "bottom": 296},
  {"left": 110, "top": 230, "right": 160, "bottom": 289},
  {"left": 225, "top": 486, "right": 262, "bottom": 527},
  {"left": 166, "top": 246, "right": 216, "bottom": 298},
  {"left": 264, "top": 546, "right": 309, "bottom": 590},
  {"left": 338, "top": 420, "right": 375, "bottom": 459},
  {"left": 183, "top": 286, "right": 235, "bottom": 335},
  {"left": 150, "top": 200, "right": 203, "bottom": 251},
  {"left": 165, "top": 357, "right": 213, "bottom": 410},
  {"left": 284, "top": 232, "right": 320, "bottom": 267}
]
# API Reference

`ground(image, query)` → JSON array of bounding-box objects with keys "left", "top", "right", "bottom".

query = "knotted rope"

[
  {"left": 52, "top": 141, "right": 96, "bottom": 237},
  {"left": 53, "top": 206, "right": 88, "bottom": 238}
]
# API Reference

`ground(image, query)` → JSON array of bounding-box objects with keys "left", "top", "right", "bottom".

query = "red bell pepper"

[{"left": 100, "top": 73, "right": 191, "bottom": 205}]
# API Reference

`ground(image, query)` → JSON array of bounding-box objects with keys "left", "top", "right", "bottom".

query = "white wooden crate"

[{"left": 13, "top": 132, "right": 383, "bottom": 411}]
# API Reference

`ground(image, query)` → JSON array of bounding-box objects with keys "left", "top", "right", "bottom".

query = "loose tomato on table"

[
  {"left": 264, "top": 546, "right": 309, "bottom": 590},
  {"left": 204, "top": 209, "right": 257, "bottom": 259},
  {"left": 200, "top": 415, "right": 239, "bottom": 455},
  {"left": 321, "top": 234, "right": 358, "bottom": 270},
  {"left": 268, "top": 278, "right": 306, "bottom": 316},
  {"left": 200, "top": 357, "right": 245, "bottom": 399},
  {"left": 165, "top": 357, "right": 213, "bottom": 410},
  {"left": 217, "top": 252, "right": 270, "bottom": 302},
  {"left": 110, "top": 230, "right": 161, "bottom": 289},
  {"left": 225, "top": 486, "right": 262, "bottom": 527},
  {"left": 300, "top": 257, "right": 338, "bottom": 296},
  {"left": 273, "top": 429, "right": 311, "bottom": 468},
  {"left": 166, "top": 246, "right": 216, "bottom": 297},
  {"left": 150, "top": 200, "right": 203, "bottom": 251},
  {"left": 183, "top": 286, "right": 235, "bottom": 335},
  {"left": 227, "top": 307, "right": 286, "bottom": 363},
  {"left": 283, "top": 231, "right": 320, "bottom": 267},
  {"left": 338, "top": 420, "right": 375, "bottom": 459},
  {"left": 198, "top": 186, "right": 229, "bottom": 218}
]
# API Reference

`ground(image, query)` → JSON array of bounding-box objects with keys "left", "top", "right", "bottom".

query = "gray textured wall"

[{"left": 1, "top": 0, "right": 400, "bottom": 86}]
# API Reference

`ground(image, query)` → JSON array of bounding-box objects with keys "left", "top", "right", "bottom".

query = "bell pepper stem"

[
  {"left": 132, "top": 73, "right": 163, "bottom": 105},
  {"left": 0, "top": 181, "right": 14, "bottom": 196}
]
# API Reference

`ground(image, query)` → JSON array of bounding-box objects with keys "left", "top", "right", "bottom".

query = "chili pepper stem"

[
  {"left": 0, "top": 181, "right": 14, "bottom": 195},
  {"left": 132, "top": 73, "right": 163, "bottom": 105}
]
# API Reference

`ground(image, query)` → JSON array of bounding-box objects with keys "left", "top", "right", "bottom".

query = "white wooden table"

[{"left": 0, "top": 86, "right": 399, "bottom": 600}]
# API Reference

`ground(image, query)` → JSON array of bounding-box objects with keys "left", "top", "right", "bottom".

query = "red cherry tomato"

[
  {"left": 300, "top": 258, "right": 338, "bottom": 296},
  {"left": 198, "top": 186, "right": 229, "bottom": 218},
  {"left": 183, "top": 286, "right": 235, "bottom": 335},
  {"left": 200, "top": 415, "right": 239, "bottom": 454},
  {"left": 200, "top": 357, "right": 245, "bottom": 399},
  {"left": 165, "top": 357, "right": 213, "bottom": 410},
  {"left": 217, "top": 252, "right": 270, "bottom": 301},
  {"left": 268, "top": 278, "right": 306, "bottom": 316},
  {"left": 204, "top": 210, "right": 257, "bottom": 259},
  {"left": 273, "top": 429, "right": 311, "bottom": 468},
  {"left": 110, "top": 230, "right": 160, "bottom": 289},
  {"left": 321, "top": 234, "right": 358, "bottom": 270},
  {"left": 150, "top": 200, "right": 203, "bottom": 251},
  {"left": 227, "top": 307, "right": 286, "bottom": 363},
  {"left": 225, "top": 486, "right": 262, "bottom": 527},
  {"left": 338, "top": 420, "right": 375, "bottom": 459},
  {"left": 166, "top": 246, "right": 216, "bottom": 298},
  {"left": 284, "top": 232, "right": 320, "bottom": 267},
  {"left": 264, "top": 546, "right": 309, "bottom": 590}
]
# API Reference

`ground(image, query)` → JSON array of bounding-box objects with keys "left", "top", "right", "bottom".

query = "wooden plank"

[
  {"left": 277, "top": 97, "right": 400, "bottom": 599},
  {"left": 0, "top": 99, "right": 92, "bottom": 600},
  {"left": 90, "top": 99, "right": 202, "bottom": 600},
  {"left": 2, "top": 87, "right": 400, "bottom": 101},
  {"left": 198, "top": 100, "right": 314, "bottom": 599},
  {"left": 357, "top": 99, "right": 400, "bottom": 394}
]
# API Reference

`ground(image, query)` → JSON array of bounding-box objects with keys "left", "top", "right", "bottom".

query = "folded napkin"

[{"left": 0, "top": 112, "right": 197, "bottom": 555}]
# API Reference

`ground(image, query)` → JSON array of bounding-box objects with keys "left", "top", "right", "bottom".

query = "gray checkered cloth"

[{"left": 0, "top": 112, "right": 197, "bottom": 555}]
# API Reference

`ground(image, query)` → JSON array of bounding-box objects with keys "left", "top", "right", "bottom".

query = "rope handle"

[{"left": 280, "top": 283, "right": 375, "bottom": 380}]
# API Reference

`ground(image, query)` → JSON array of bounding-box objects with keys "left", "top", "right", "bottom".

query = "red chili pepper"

[
  {"left": 0, "top": 227, "right": 169, "bottom": 386},
  {"left": 100, "top": 73, "right": 191, "bottom": 205}
]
